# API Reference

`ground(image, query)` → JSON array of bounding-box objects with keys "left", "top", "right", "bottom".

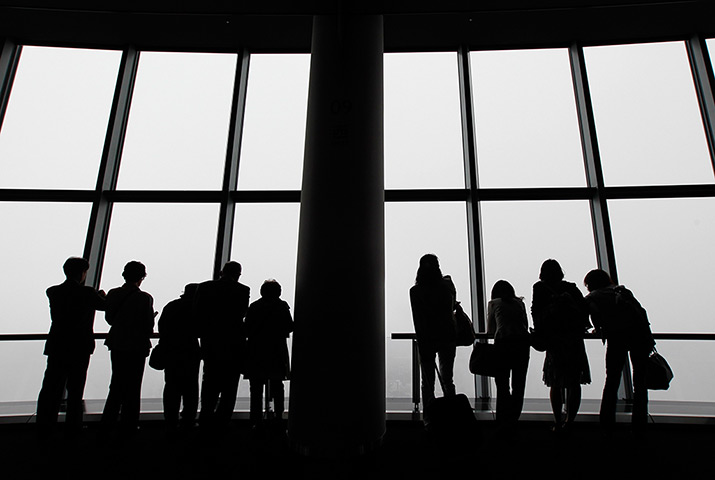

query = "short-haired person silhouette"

[
  {"left": 194, "top": 261, "right": 250, "bottom": 431},
  {"left": 584, "top": 269, "right": 655, "bottom": 433},
  {"left": 101, "top": 261, "right": 155, "bottom": 437},
  {"left": 531, "top": 259, "right": 591, "bottom": 432},
  {"left": 409, "top": 254, "right": 457, "bottom": 424},
  {"left": 244, "top": 279, "right": 294, "bottom": 429},
  {"left": 37, "top": 257, "right": 106, "bottom": 437},
  {"left": 157, "top": 283, "right": 201, "bottom": 432},
  {"left": 487, "top": 280, "right": 530, "bottom": 428}
]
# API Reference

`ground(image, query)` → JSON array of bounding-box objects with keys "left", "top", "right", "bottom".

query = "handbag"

[
  {"left": 454, "top": 302, "right": 476, "bottom": 347},
  {"left": 646, "top": 348, "right": 674, "bottom": 390},
  {"left": 469, "top": 341, "right": 504, "bottom": 377},
  {"left": 148, "top": 342, "right": 167, "bottom": 370},
  {"left": 528, "top": 327, "right": 548, "bottom": 352}
]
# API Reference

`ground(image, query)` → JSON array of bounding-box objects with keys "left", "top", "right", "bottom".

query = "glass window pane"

[
  {"left": 384, "top": 53, "right": 465, "bottom": 189},
  {"left": 232, "top": 203, "right": 300, "bottom": 308},
  {"left": 608, "top": 198, "right": 715, "bottom": 333},
  {"left": 385, "top": 202, "right": 472, "bottom": 400},
  {"left": 117, "top": 52, "right": 237, "bottom": 190},
  {"left": 584, "top": 41, "right": 713, "bottom": 186},
  {"left": 480, "top": 200, "right": 599, "bottom": 400},
  {"left": 0, "top": 46, "right": 121, "bottom": 189},
  {"left": 238, "top": 54, "right": 310, "bottom": 190},
  {"left": 0, "top": 202, "right": 91, "bottom": 334},
  {"left": 470, "top": 48, "right": 586, "bottom": 188},
  {"left": 100, "top": 203, "right": 219, "bottom": 332}
]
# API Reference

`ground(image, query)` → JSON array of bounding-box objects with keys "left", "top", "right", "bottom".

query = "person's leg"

[
  {"left": 272, "top": 379, "right": 285, "bottom": 418},
  {"left": 550, "top": 387, "right": 564, "bottom": 427},
  {"left": 36, "top": 355, "right": 67, "bottom": 428},
  {"left": 437, "top": 342, "right": 456, "bottom": 397},
  {"left": 101, "top": 351, "right": 124, "bottom": 428},
  {"left": 630, "top": 346, "right": 650, "bottom": 429},
  {"left": 249, "top": 379, "right": 264, "bottom": 425},
  {"left": 494, "top": 372, "right": 512, "bottom": 425},
  {"left": 180, "top": 355, "right": 200, "bottom": 428},
  {"left": 600, "top": 339, "right": 627, "bottom": 429},
  {"left": 119, "top": 353, "right": 146, "bottom": 433},
  {"left": 419, "top": 347, "right": 437, "bottom": 409},
  {"left": 565, "top": 384, "right": 582, "bottom": 424},
  {"left": 510, "top": 344, "right": 530, "bottom": 423},
  {"left": 199, "top": 357, "right": 220, "bottom": 427},
  {"left": 163, "top": 366, "right": 181, "bottom": 427},
  {"left": 64, "top": 354, "right": 90, "bottom": 431}
]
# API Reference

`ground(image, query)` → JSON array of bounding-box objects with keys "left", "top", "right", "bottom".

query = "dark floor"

[{"left": 1, "top": 418, "right": 712, "bottom": 479}]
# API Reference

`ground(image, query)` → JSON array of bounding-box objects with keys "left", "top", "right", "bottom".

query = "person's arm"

[{"left": 486, "top": 301, "right": 497, "bottom": 335}]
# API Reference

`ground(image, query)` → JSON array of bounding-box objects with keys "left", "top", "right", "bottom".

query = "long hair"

[{"left": 415, "top": 253, "right": 443, "bottom": 285}]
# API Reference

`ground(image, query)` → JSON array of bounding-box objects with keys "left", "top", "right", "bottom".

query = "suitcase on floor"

[{"left": 424, "top": 367, "right": 478, "bottom": 436}]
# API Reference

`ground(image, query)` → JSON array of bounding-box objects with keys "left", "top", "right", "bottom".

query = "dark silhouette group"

[
  {"left": 411, "top": 254, "right": 656, "bottom": 435},
  {"left": 39, "top": 252, "right": 655, "bottom": 439},
  {"left": 37, "top": 257, "right": 293, "bottom": 439}
]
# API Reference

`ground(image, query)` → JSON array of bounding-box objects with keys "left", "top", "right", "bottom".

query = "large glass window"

[
  {"left": 608, "top": 198, "right": 715, "bottom": 333},
  {"left": 0, "top": 46, "right": 121, "bottom": 189},
  {"left": 385, "top": 202, "right": 472, "bottom": 398},
  {"left": 238, "top": 54, "right": 310, "bottom": 190},
  {"left": 384, "top": 52, "right": 465, "bottom": 189},
  {"left": 99, "top": 203, "right": 219, "bottom": 330},
  {"left": 0, "top": 202, "right": 92, "bottom": 334},
  {"left": 116, "top": 52, "right": 237, "bottom": 190},
  {"left": 584, "top": 41, "right": 713, "bottom": 186},
  {"left": 470, "top": 48, "right": 586, "bottom": 188},
  {"left": 480, "top": 200, "right": 600, "bottom": 400}
]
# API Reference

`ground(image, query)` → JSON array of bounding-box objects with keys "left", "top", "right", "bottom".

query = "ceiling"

[{"left": 0, "top": 1, "right": 713, "bottom": 52}]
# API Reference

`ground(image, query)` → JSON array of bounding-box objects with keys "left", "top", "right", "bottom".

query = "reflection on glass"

[
  {"left": 609, "top": 198, "right": 715, "bottom": 333},
  {"left": 0, "top": 46, "right": 121, "bottom": 189},
  {"left": 584, "top": 41, "right": 713, "bottom": 186},
  {"left": 470, "top": 48, "right": 585, "bottom": 188},
  {"left": 117, "top": 52, "right": 237, "bottom": 190},
  {"left": 0, "top": 202, "right": 91, "bottom": 334},
  {"left": 480, "top": 200, "right": 598, "bottom": 399},
  {"left": 384, "top": 52, "right": 465, "bottom": 189},
  {"left": 385, "top": 202, "right": 472, "bottom": 398},
  {"left": 100, "top": 203, "right": 219, "bottom": 331},
  {"left": 238, "top": 54, "right": 310, "bottom": 190}
]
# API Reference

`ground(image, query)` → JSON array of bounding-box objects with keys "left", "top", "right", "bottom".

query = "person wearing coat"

[
  {"left": 101, "top": 261, "right": 155, "bottom": 436},
  {"left": 244, "top": 279, "right": 293, "bottom": 427},
  {"left": 584, "top": 268, "right": 655, "bottom": 432}
]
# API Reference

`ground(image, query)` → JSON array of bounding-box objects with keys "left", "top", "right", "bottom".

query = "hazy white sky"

[{"left": 1, "top": 41, "right": 714, "bottom": 405}]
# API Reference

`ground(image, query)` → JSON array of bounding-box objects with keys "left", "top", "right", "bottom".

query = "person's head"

[
  {"left": 220, "top": 261, "right": 242, "bottom": 281},
  {"left": 539, "top": 259, "right": 564, "bottom": 283},
  {"left": 491, "top": 280, "right": 517, "bottom": 301},
  {"left": 583, "top": 269, "right": 614, "bottom": 292},
  {"left": 415, "top": 253, "right": 443, "bottom": 285},
  {"left": 63, "top": 257, "right": 90, "bottom": 283},
  {"left": 260, "top": 279, "right": 282, "bottom": 299},
  {"left": 122, "top": 261, "right": 147, "bottom": 285},
  {"left": 181, "top": 283, "right": 199, "bottom": 300}
]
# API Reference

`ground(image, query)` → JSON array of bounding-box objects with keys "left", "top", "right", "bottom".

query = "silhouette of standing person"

[
  {"left": 157, "top": 283, "right": 201, "bottom": 432},
  {"left": 531, "top": 259, "right": 591, "bottom": 433},
  {"left": 194, "top": 261, "right": 250, "bottom": 432},
  {"left": 584, "top": 269, "right": 655, "bottom": 434},
  {"left": 244, "top": 279, "right": 293, "bottom": 429},
  {"left": 486, "top": 280, "right": 530, "bottom": 429},
  {"left": 409, "top": 254, "right": 457, "bottom": 423},
  {"left": 37, "top": 257, "right": 106, "bottom": 437},
  {"left": 101, "top": 261, "right": 155, "bottom": 437}
]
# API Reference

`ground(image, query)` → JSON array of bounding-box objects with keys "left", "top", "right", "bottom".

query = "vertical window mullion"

[
  {"left": 214, "top": 48, "right": 250, "bottom": 278},
  {"left": 686, "top": 34, "right": 715, "bottom": 176},
  {"left": 458, "top": 45, "right": 490, "bottom": 404},
  {"left": 84, "top": 47, "right": 139, "bottom": 288},
  {"left": 0, "top": 40, "right": 21, "bottom": 135}
]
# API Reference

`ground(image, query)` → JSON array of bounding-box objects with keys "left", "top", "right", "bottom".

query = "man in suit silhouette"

[
  {"left": 37, "top": 257, "right": 106, "bottom": 436},
  {"left": 195, "top": 261, "right": 250, "bottom": 431}
]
